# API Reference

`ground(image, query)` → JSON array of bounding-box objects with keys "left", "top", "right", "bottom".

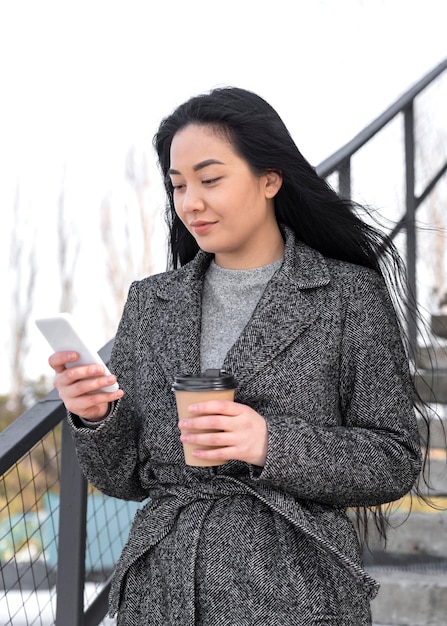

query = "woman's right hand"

[{"left": 48, "top": 351, "right": 124, "bottom": 422}]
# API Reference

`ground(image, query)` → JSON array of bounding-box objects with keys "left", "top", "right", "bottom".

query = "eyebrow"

[{"left": 168, "top": 159, "right": 225, "bottom": 175}]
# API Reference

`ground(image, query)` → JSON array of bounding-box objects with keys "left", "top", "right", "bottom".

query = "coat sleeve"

[
  {"left": 68, "top": 280, "right": 149, "bottom": 502},
  {"left": 255, "top": 269, "right": 423, "bottom": 507}
]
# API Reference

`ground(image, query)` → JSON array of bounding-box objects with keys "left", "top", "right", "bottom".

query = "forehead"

[{"left": 170, "top": 124, "right": 236, "bottom": 165}]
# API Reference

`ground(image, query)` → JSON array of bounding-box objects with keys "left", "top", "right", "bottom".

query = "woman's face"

[{"left": 169, "top": 124, "right": 283, "bottom": 269}]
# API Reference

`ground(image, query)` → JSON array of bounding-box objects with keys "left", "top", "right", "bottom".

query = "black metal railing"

[
  {"left": 317, "top": 57, "right": 447, "bottom": 357},
  {"left": 1, "top": 342, "right": 141, "bottom": 625},
  {"left": 1, "top": 57, "right": 446, "bottom": 625}
]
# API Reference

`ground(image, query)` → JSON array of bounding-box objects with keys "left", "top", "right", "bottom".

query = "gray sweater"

[{"left": 201, "top": 258, "right": 283, "bottom": 371}]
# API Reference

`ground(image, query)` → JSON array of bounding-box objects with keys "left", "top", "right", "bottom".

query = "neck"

[{"left": 215, "top": 223, "right": 285, "bottom": 270}]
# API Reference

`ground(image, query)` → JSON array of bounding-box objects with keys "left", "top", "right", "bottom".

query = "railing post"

[
  {"left": 55, "top": 418, "right": 88, "bottom": 625},
  {"left": 404, "top": 102, "right": 418, "bottom": 360},
  {"left": 338, "top": 158, "right": 352, "bottom": 199}
]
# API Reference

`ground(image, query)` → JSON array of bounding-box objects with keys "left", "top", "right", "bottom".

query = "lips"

[{"left": 189, "top": 221, "right": 217, "bottom": 235}]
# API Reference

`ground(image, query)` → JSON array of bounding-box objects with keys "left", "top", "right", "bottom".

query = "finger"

[
  {"left": 60, "top": 363, "right": 106, "bottom": 386},
  {"left": 178, "top": 414, "right": 237, "bottom": 432},
  {"left": 48, "top": 351, "right": 79, "bottom": 372},
  {"left": 187, "top": 400, "right": 240, "bottom": 416},
  {"left": 71, "top": 387, "right": 124, "bottom": 411},
  {"left": 180, "top": 430, "right": 236, "bottom": 447},
  {"left": 191, "top": 446, "right": 235, "bottom": 463},
  {"left": 62, "top": 369, "right": 119, "bottom": 398},
  {"left": 59, "top": 383, "right": 123, "bottom": 421}
]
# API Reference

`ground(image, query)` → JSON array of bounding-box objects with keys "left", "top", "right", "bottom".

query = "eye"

[
  {"left": 170, "top": 181, "right": 185, "bottom": 191},
  {"left": 202, "top": 177, "right": 221, "bottom": 185}
]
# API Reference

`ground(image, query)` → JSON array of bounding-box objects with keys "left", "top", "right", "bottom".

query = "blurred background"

[{"left": 1, "top": 0, "right": 446, "bottom": 413}]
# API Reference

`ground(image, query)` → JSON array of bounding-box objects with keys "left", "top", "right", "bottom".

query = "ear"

[{"left": 264, "top": 169, "right": 283, "bottom": 198}]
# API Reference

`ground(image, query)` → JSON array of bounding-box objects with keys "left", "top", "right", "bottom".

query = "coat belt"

[{"left": 108, "top": 475, "right": 379, "bottom": 619}]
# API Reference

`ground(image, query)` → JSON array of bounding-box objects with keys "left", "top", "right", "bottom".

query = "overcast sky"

[{"left": 1, "top": 0, "right": 446, "bottom": 393}]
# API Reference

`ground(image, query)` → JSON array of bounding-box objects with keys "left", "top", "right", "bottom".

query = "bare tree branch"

[
  {"left": 100, "top": 145, "right": 156, "bottom": 336},
  {"left": 8, "top": 183, "right": 37, "bottom": 413},
  {"left": 57, "top": 165, "right": 80, "bottom": 312}
]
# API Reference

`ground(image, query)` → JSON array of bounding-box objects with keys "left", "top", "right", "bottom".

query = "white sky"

[{"left": 0, "top": 0, "right": 447, "bottom": 394}]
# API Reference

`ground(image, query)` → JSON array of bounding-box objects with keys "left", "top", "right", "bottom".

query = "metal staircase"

[
  {"left": 366, "top": 409, "right": 447, "bottom": 625},
  {"left": 371, "top": 316, "right": 447, "bottom": 625}
]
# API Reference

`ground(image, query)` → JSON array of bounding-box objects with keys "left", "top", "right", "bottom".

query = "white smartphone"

[{"left": 35, "top": 312, "right": 119, "bottom": 392}]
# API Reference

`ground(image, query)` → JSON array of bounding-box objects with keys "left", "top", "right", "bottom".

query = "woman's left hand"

[{"left": 178, "top": 401, "right": 268, "bottom": 467}]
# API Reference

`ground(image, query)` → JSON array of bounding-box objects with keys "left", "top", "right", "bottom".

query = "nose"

[{"left": 181, "top": 185, "right": 205, "bottom": 214}]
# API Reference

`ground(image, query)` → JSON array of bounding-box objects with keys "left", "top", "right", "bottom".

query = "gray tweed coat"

[{"left": 69, "top": 227, "right": 422, "bottom": 625}]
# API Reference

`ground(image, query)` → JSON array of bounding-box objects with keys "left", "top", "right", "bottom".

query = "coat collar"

[
  {"left": 148, "top": 226, "right": 331, "bottom": 388},
  {"left": 155, "top": 225, "right": 330, "bottom": 299}
]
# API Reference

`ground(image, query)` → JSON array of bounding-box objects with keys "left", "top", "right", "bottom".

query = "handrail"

[
  {"left": 317, "top": 57, "right": 447, "bottom": 178},
  {"left": 317, "top": 56, "right": 447, "bottom": 358},
  {"left": 0, "top": 389, "right": 65, "bottom": 475},
  {"left": 0, "top": 339, "right": 114, "bottom": 474}
]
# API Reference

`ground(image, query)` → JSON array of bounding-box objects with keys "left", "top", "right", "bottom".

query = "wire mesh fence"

[{"left": 0, "top": 425, "right": 139, "bottom": 626}]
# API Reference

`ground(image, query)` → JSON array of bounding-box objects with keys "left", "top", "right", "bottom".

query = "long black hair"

[
  {"left": 154, "top": 86, "right": 393, "bottom": 274},
  {"left": 153, "top": 86, "right": 440, "bottom": 544}
]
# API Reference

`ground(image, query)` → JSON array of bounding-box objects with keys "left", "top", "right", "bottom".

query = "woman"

[{"left": 50, "top": 87, "right": 423, "bottom": 625}]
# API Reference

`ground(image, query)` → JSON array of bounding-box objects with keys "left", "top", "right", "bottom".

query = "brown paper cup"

[{"left": 174, "top": 388, "right": 235, "bottom": 466}]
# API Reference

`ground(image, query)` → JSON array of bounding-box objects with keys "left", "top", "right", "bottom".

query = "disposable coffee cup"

[{"left": 172, "top": 369, "right": 236, "bottom": 467}]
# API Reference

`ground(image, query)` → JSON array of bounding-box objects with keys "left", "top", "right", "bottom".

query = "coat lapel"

[
  {"left": 223, "top": 232, "right": 331, "bottom": 388},
  {"left": 223, "top": 281, "right": 319, "bottom": 388},
  {"left": 147, "top": 252, "right": 212, "bottom": 384}
]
